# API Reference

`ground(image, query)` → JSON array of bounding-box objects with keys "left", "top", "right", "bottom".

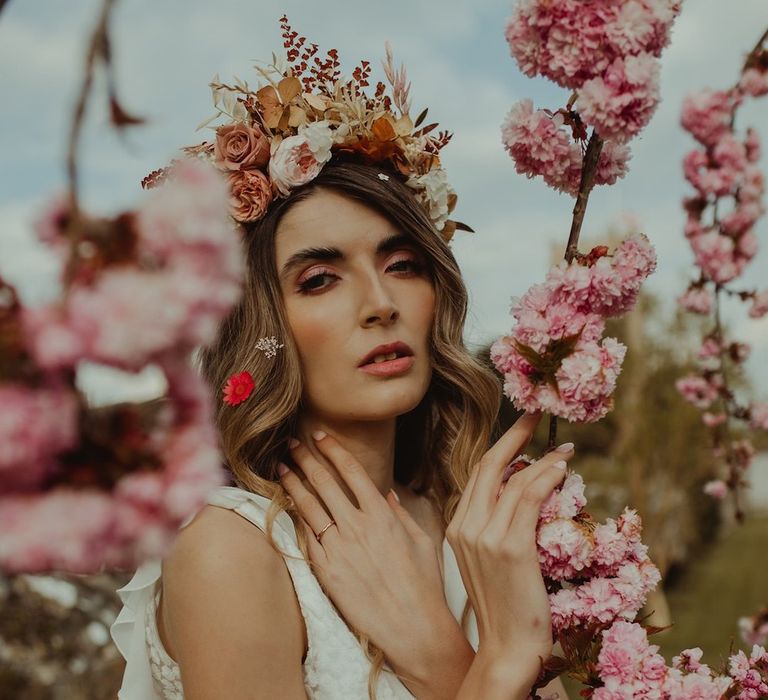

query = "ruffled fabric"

[{"left": 110, "top": 485, "right": 477, "bottom": 699}]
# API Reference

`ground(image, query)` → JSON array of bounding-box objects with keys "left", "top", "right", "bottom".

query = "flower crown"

[{"left": 142, "top": 15, "right": 472, "bottom": 243}]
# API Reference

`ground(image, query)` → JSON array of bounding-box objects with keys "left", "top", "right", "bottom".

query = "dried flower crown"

[{"left": 142, "top": 15, "right": 472, "bottom": 243}]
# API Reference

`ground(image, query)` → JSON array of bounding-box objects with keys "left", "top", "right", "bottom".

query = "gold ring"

[{"left": 315, "top": 519, "right": 336, "bottom": 542}]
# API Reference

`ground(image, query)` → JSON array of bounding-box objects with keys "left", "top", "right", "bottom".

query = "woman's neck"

[{"left": 293, "top": 417, "right": 398, "bottom": 507}]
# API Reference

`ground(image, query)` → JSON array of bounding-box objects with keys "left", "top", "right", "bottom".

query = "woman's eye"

[
  {"left": 296, "top": 256, "right": 425, "bottom": 294},
  {"left": 297, "top": 270, "right": 337, "bottom": 293},
  {"left": 388, "top": 257, "right": 425, "bottom": 274}
]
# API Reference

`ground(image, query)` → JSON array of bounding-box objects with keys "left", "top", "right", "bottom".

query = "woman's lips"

[{"left": 358, "top": 355, "right": 415, "bottom": 376}]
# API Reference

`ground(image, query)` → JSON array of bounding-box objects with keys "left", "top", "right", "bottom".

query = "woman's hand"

[
  {"left": 445, "top": 412, "right": 575, "bottom": 687},
  {"left": 278, "top": 432, "right": 472, "bottom": 697}
]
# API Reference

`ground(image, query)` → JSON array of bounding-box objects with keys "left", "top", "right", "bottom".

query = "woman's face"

[{"left": 275, "top": 188, "right": 436, "bottom": 424}]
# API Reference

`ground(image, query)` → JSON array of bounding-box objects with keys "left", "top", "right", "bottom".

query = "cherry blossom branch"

[
  {"left": 549, "top": 130, "right": 606, "bottom": 448},
  {"left": 66, "top": 0, "right": 116, "bottom": 233},
  {"left": 676, "top": 25, "right": 768, "bottom": 517}
]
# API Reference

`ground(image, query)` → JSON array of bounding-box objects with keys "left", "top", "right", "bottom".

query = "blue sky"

[{"left": 1, "top": 0, "right": 766, "bottom": 404}]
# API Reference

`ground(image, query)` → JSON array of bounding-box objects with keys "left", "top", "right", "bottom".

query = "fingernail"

[
  {"left": 556, "top": 442, "right": 574, "bottom": 453},
  {"left": 289, "top": 438, "right": 300, "bottom": 448},
  {"left": 389, "top": 488, "right": 400, "bottom": 504},
  {"left": 312, "top": 430, "right": 327, "bottom": 441},
  {"left": 278, "top": 462, "right": 291, "bottom": 476},
  {"left": 553, "top": 460, "right": 567, "bottom": 470}
]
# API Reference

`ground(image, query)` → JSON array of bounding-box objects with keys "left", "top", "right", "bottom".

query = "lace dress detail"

[
  {"left": 144, "top": 585, "right": 183, "bottom": 700},
  {"left": 111, "top": 485, "right": 478, "bottom": 700}
]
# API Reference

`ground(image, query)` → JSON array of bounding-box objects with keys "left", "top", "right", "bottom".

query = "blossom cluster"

[
  {"left": 491, "top": 234, "right": 656, "bottom": 422},
  {"left": 537, "top": 472, "right": 661, "bottom": 633},
  {"left": 675, "top": 34, "right": 768, "bottom": 511},
  {"left": 147, "top": 16, "right": 468, "bottom": 241},
  {"left": 591, "top": 621, "right": 768, "bottom": 699},
  {"left": 0, "top": 160, "right": 239, "bottom": 574},
  {"left": 502, "top": 0, "right": 680, "bottom": 194},
  {"left": 740, "top": 607, "right": 768, "bottom": 648},
  {"left": 529, "top": 462, "right": 768, "bottom": 697}
]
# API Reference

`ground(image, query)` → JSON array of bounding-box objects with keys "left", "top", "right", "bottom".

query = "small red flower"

[{"left": 222, "top": 371, "right": 255, "bottom": 406}]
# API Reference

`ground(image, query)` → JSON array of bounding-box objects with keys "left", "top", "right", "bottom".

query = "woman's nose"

[{"left": 360, "top": 275, "right": 399, "bottom": 327}]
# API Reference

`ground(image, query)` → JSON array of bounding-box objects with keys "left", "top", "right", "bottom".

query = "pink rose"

[
  {"left": 228, "top": 169, "right": 273, "bottom": 223},
  {"left": 214, "top": 122, "right": 271, "bottom": 171},
  {"left": 268, "top": 134, "right": 328, "bottom": 196}
]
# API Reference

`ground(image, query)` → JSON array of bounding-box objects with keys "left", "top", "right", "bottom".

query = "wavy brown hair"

[{"left": 197, "top": 158, "right": 501, "bottom": 698}]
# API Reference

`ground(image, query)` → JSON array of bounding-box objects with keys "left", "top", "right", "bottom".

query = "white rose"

[
  {"left": 406, "top": 168, "right": 454, "bottom": 231},
  {"left": 268, "top": 133, "right": 326, "bottom": 196},
  {"left": 298, "top": 120, "right": 335, "bottom": 162}
]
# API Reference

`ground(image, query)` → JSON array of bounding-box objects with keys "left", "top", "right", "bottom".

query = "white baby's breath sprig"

[{"left": 255, "top": 336, "right": 285, "bottom": 359}]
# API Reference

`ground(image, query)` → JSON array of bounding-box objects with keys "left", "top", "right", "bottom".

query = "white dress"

[{"left": 110, "top": 485, "right": 479, "bottom": 699}]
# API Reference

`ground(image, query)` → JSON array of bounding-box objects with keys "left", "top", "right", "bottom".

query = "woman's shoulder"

[
  {"left": 159, "top": 494, "right": 307, "bottom": 665},
  {"left": 163, "top": 494, "right": 285, "bottom": 582}
]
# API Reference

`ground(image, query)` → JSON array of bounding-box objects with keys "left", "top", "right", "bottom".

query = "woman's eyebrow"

[{"left": 279, "top": 233, "right": 414, "bottom": 280}]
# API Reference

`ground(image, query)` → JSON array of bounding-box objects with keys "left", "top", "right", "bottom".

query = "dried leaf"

[
  {"left": 304, "top": 92, "right": 330, "bottom": 112},
  {"left": 288, "top": 104, "right": 307, "bottom": 128},
  {"left": 413, "top": 122, "right": 438, "bottom": 138},
  {"left": 372, "top": 116, "right": 397, "bottom": 141},
  {"left": 453, "top": 220, "right": 475, "bottom": 233},
  {"left": 109, "top": 96, "right": 144, "bottom": 128},
  {"left": 277, "top": 75, "right": 302, "bottom": 103},
  {"left": 394, "top": 113, "right": 413, "bottom": 136},
  {"left": 257, "top": 85, "right": 285, "bottom": 129},
  {"left": 413, "top": 107, "right": 428, "bottom": 128},
  {"left": 195, "top": 111, "right": 221, "bottom": 131}
]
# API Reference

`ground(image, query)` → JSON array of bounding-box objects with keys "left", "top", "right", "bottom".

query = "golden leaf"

[
  {"left": 256, "top": 85, "right": 284, "bottom": 129},
  {"left": 288, "top": 105, "right": 307, "bottom": 128},
  {"left": 440, "top": 221, "right": 456, "bottom": 244},
  {"left": 394, "top": 114, "right": 413, "bottom": 137},
  {"left": 447, "top": 192, "right": 457, "bottom": 214},
  {"left": 304, "top": 92, "right": 330, "bottom": 112},
  {"left": 413, "top": 107, "right": 428, "bottom": 128},
  {"left": 278, "top": 76, "right": 302, "bottom": 103},
  {"left": 371, "top": 116, "right": 397, "bottom": 141}
]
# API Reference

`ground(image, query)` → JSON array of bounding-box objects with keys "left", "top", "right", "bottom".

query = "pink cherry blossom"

[
  {"left": 678, "top": 286, "right": 713, "bottom": 314},
  {"left": 501, "top": 100, "right": 583, "bottom": 195},
  {"left": 739, "top": 611, "right": 768, "bottom": 647},
  {"left": 689, "top": 230, "right": 744, "bottom": 284},
  {"left": 676, "top": 374, "right": 720, "bottom": 409},
  {"left": 702, "top": 412, "right": 726, "bottom": 427},
  {"left": 750, "top": 403, "right": 768, "bottom": 430},
  {"left": 575, "top": 54, "right": 661, "bottom": 144},
  {"left": 749, "top": 290, "right": 768, "bottom": 319},
  {"left": 680, "top": 89, "right": 740, "bottom": 147},
  {"left": 703, "top": 480, "right": 728, "bottom": 499},
  {"left": 505, "top": 0, "right": 679, "bottom": 90},
  {"left": 0, "top": 383, "right": 79, "bottom": 491},
  {"left": 740, "top": 67, "right": 768, "bottom": 97}
]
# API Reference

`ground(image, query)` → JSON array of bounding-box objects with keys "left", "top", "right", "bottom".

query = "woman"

[{"left": 111, "top": 158, "right": 574, "bottom": 699}]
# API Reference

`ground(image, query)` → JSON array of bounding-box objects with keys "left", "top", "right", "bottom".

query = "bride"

[{"left": 111, "top": 33, "right": 573, "bottom": 700}]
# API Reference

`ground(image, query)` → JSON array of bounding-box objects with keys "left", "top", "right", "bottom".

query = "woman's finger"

[
  {"left": 451, "top": 412, "right": 541, "bottom": 528},
  {"left": 278, "top": 462, "right": 342, "bottom": 544},
  {"left": 310, "top": 432, "right": 387, "bottom": 514},
  {"left": 483, "top": 445, "right": 574, "bottom": 540},
  {"left": 288, "top": 440, "right": 358, "bottom": 524},
  {"left": 386, "top": 490, "right": 430, "bottom": 544},
  {"left": 297, "top": 518, "right": 330, "bottom": 568},
  {"left": 508, "top": 461, "right": 570, "bottom": 540}
]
